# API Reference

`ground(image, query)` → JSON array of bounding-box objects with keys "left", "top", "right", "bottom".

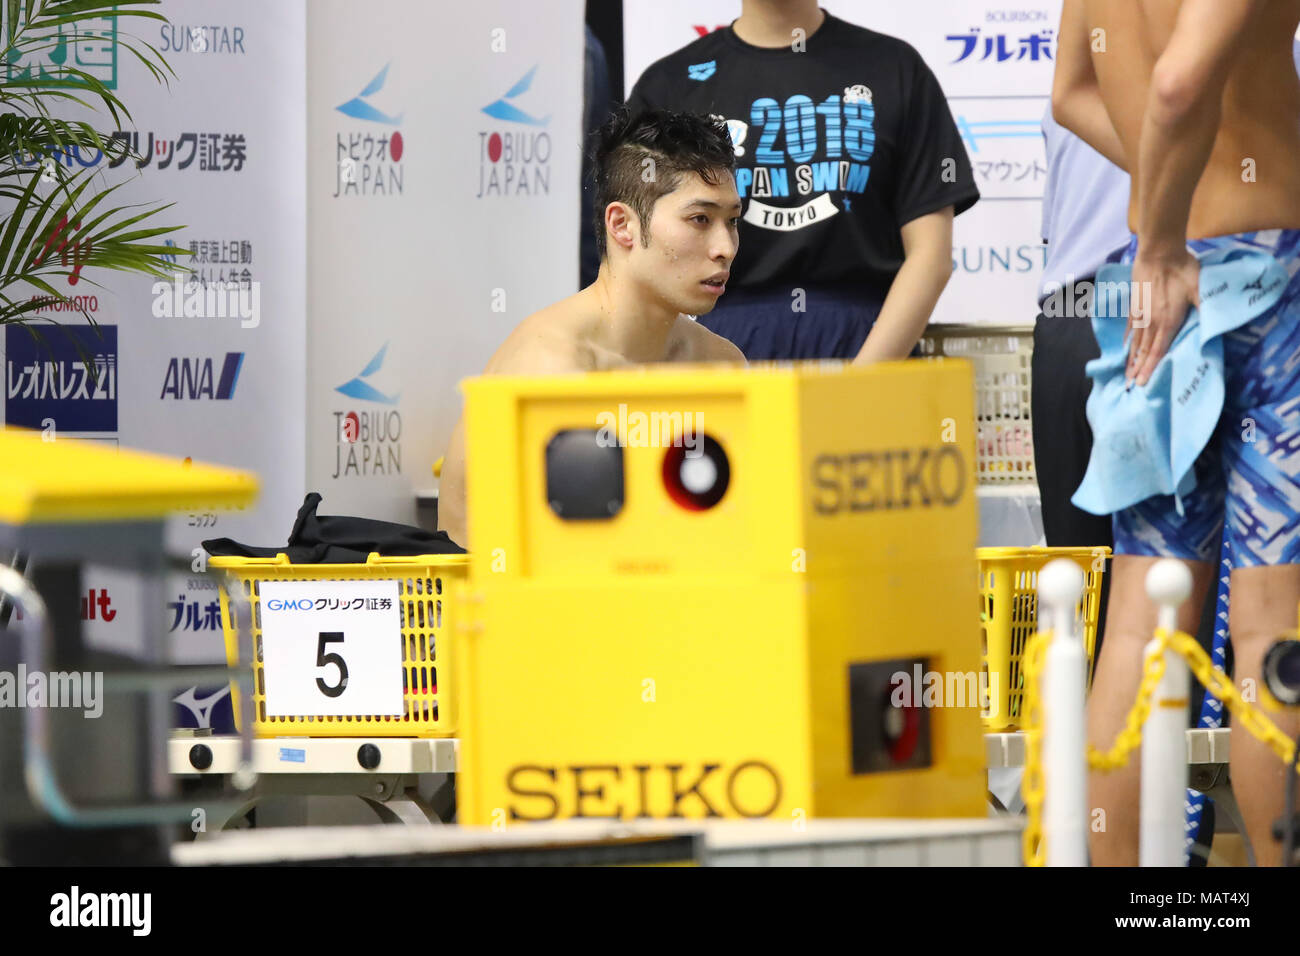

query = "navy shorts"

[{"left": 698, "top": 283, "right": 887, "bottom": 360}]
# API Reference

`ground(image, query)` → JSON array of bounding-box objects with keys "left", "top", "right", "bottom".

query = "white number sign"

[{"left": 259, "top": 580, "right": 404, "bottom": 717}]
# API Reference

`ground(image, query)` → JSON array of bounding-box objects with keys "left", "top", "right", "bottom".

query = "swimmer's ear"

[{"left": 604, "top": 201, "right": 639, "bottom": 252}]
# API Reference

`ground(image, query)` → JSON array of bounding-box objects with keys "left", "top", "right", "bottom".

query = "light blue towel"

[{"left": 1072, "top": 249, "right": 1290, "bottom": 516}]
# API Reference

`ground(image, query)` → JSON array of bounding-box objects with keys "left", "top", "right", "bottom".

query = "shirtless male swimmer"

[
  {"left": 439, "top": 108, "right": 746, "bottom": 550},
  {"left": 1055, "top": 0, "right": 1300, "bottom": 865}
]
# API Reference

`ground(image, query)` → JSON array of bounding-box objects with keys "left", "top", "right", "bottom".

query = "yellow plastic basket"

[
  {"left": 978, "top": 546, "right": 1109, "bottom": 731},
  {"left": 211, "top": 552, "right": 468, "bottom": 737}
]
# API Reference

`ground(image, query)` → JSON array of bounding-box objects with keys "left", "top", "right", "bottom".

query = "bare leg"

[
  {"left": 1227, "top": 565, "right": 1300, "bottom": 867},
  {"left": 1087, "top": 554, "right": 1213, "bottom": 866}
]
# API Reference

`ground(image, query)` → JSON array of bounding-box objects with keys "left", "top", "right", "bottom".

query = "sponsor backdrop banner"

[
  {"left": 307, "top": 0, "right": 584, "bottom": 522},
  {"left": 3, "top": 0, "right": 583, "bottom": 729},
  {"left": 2, "top": 0, "right": 307, "bottom": 721},
  {"left": 623, "top": 0, "right": 1065, "bottom": 325}
]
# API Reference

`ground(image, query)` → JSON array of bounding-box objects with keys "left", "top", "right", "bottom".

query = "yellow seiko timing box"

[{"left": 457, "top": 359, "right": 986, "bottom": 824}]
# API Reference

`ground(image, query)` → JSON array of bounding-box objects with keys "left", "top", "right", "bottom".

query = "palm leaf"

[{"left": 0, "top": 0, "right": 182, "bottom": 343}]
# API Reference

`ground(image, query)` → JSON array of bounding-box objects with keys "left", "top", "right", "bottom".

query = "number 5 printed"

[{"left": 316, "top": 631, "right": 348, "bottom": 698}]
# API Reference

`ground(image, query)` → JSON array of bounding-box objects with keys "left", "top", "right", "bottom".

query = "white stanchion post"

[
  {"left": 1140, "top": 559, "right": 1193, "bottom": 867},
  {"left": 1039, "top": 559, "right": 1089, "bottom": 867}
]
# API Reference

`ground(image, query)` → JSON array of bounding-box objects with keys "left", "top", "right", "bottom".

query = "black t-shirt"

[{"left": 627, "top": 13, "right": 979, "bottom": 294}]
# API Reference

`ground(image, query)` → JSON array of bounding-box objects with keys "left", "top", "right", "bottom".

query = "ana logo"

[
  {"left": 160, "top": 352, "right": 244, "bottom": 400},
  {"left": 4, "top": 324, "right": 117, "bottom": 433},
  {"left": 843, "top": 84, "right": 872, "bottom": 105},
  {"left": 333, "top": 343, "right": 402, "bottom": 478},
  {"left": 481, "top": 64, "right": 550, "bottom": 126},
  {"left": 687, "top": 60, "right": 717, "bottom": 81},
  {"left": 335, "top": 343, "right": 398, "bottom": 405},
  {"left": 334, "top": 64, "right": 404, "bottom": 198},
  {"left": 477, "top": 65, "right": 553, "bottom": 198}
]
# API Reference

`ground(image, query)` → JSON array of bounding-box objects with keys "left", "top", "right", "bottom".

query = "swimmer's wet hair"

[{"left": 591, "top": 106, "right": 736, "bottom": 259}]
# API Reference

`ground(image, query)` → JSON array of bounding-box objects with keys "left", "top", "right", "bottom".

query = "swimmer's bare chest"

[{"left": 581, "top": 320, "right": 702, "bottom": 369}]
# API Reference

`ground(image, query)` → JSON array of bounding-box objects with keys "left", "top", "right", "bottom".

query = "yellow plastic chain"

[
  {"left": 1019, "top": 629, "right": 1048, "bottom": 866},
  {"left": 1161, "top": 628, "right": 1300, "bottom": 767},
  {"left": 1021, "top": 626, "right": 1300, "bottom": 867}
]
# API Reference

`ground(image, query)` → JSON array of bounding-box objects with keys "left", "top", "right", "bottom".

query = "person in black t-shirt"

[{"left": 627, "top": 1, "right": 979, "bottom": 361}]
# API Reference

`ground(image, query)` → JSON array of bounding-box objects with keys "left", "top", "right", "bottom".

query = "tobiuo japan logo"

[
  {"left": 477, "top": 65, "right": 553, "bottom": 197},
  {"left": 334, "top": 63, "right": 405, "bottom": 198},
  {"left": 333, "top": 343, "right": 402, "bottom": 478},
  {"left": 688, "top": 60, "right": 717, "bottom": 81},
  {"left": 335, "top": 342, "right": 399, "bottom": 405},
  {"left": 336, "top": 62, "right": 404, "bottom": 124},
  {"left": 4, "top": 324, "right": 117, "bottom": 431},
  {"left": 481, "top": 65, "right": 550, "bottom": 126}
]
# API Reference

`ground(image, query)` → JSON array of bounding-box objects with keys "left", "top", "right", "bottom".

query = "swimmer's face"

[{"left": 633, "top": 170, "right": 741, "bottom": 315}]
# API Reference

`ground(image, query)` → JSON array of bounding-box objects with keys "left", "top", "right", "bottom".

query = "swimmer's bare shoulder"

[
  {"left": 485, "top": 297, "right": 600, "bottom": 375},
  {"left": 669, "top": 316, "right": 746, "bottom": 365},
  {"left": 438, "top": 296, "right": 595, "bottom": 550}
]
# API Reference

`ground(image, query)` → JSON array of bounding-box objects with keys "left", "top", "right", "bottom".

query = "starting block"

[{"left": 457, "top": 360, "right": 987, "bottom": 824}]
